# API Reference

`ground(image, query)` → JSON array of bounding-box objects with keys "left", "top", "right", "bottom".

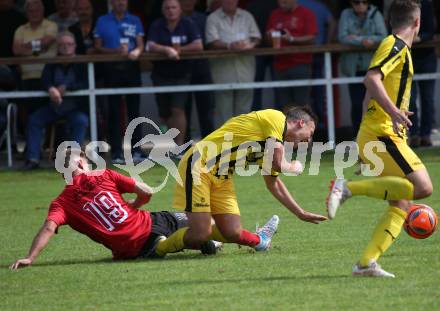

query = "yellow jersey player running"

[
  {"left": 327, "top": 0, "right": 433, "bottom": 277},
  {"left": 153, "top": 107, "right": 327, "bottom": 257}
]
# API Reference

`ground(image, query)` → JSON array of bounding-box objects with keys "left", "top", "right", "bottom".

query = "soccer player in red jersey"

[{"left": 10, "top": 149, "right": 219, "bottom": 270}]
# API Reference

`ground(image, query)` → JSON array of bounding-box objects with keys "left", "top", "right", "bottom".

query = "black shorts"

[{"left": 138, "top": 211, "right": 188, "bottom": 257}]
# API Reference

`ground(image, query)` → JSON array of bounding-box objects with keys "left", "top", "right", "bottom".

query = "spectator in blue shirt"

[
  {"left": 147, "top": 0, "right": 203, "bottom": 148},
  {"left": 180, "top": 0, "right": 215, "bottom": 141},
  {"left": 23, "top": 32, "right": 89, "bottom": 170},
  {"left": 408, "top": 0, "right": 437, "bottom": 147},
  {"left": 338, "top": 0, "right": 387, "bottom": 137},
  {"left": 299, "top": 0, "right": 336, "bottom": 129},
  {"left": 94, "top": 0, "right": 145, "bottom": 165}
]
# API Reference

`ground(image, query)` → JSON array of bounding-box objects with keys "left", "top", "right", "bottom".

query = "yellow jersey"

[
  {"left": 361, "top": 34, "right": 414, "bottom": 137},
  {"left": 193, "top": 109, "right": 286, "bottom": 178}
]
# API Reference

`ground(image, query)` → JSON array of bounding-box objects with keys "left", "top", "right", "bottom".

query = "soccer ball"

[{"left": 403, "top": 204, "right": 438, "bottom": 239}]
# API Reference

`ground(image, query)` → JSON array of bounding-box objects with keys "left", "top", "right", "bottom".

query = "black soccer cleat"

[{"left": 200, "top": 240, "right": 223, "bottom": 255}]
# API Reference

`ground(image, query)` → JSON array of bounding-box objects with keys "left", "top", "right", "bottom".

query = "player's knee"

[
  {"left": 414, "top": 182, "right": 433, "bottom": 199},
  {"left": 187, "top": 226, "right": 211, "bottom": 243},
  {"left": 219, "top": 228, "right": 241, "bottom": 242}
]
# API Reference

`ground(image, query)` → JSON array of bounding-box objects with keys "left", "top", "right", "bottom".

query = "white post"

[
  {"left": 324, "top": 52, "right": 335, "bottom": 147},
  {"left": 6, "top": 104, "right": 13, "bottom": 167},
  {"left": 87, "top": 62, "right": 98, "bottom": 144}
]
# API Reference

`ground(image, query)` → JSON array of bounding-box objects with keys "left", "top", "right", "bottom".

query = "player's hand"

[
  {"left": 390, "top": 108, "right": 413, "bottom": 134},
  {"left": 10, "top": 258, "right": 33, "bottom": 270},
  {"left": 297, "top": 211, "right": 328, "bottom": 224}
]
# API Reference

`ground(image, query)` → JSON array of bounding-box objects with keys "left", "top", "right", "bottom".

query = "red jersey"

[
  {"left": 47, "top": 169, "right": 152, "bottom": 260},
  {"left": 266, "top": 6, "right": 318, "bottom": 70}
]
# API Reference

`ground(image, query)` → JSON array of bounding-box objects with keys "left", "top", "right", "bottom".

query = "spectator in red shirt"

[
  {"left": 266, "top": 0, "right": 317, "bottom": 112},
  {"left": 10, "top": 149, "right": 220, "bottom": 269}
]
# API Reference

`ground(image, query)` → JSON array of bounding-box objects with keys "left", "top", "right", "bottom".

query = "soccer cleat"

[
  {"left": 111, "top": 157, "right": 125, "bottom": 165},
  {"left": 352, "top": 260, "right": 395, "bottom": 278},
  {"left": 200, "top": 240, "right": 223, "bottom": 255},
  {"left": 254, "top": 215, "right": 280, "bottom": 251},
  {"left": 326, "top": 178, "right": 352, "bottom": 219},
  {"left": 144, "top": 235, "right": 167, "bottom": 259},
  {"left": 132, "top": 152, "right": 148, "bottom": 164}
]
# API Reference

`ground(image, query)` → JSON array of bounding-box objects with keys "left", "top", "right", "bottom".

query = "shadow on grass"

[
  {"left": 2, "top": 257, "right": 114, "bottom": 269},
  {"left": 153, "top": 274, "right": 351, "bottom": 287},
  {"left": 2, "top": 251, "right": 211, "bottom": 269}
]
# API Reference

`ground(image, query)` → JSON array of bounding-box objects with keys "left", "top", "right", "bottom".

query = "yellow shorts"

[
  {"left": 357, "top": 130, "right": 425, "bottom": 177},
  {"left": 172, "top": 150, "right": 240, "bottom": 215}
]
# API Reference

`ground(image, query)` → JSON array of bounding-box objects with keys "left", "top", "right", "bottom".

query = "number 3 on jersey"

[{"left": 83, "top": 191, "right": 128, "bottom": 231}]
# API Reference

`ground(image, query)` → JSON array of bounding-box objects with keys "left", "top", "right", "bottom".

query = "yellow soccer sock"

[
  {"left": 209, "top": 225, "right": 229, "bottom": 243},
  {"left": 155, "top": 227, "right": 188, "bottom": 257},
  {"left": 359, "top": 206, "right": 407, "bottom": 267},
  {"left": 347, "top": 176, "right": 414, "bottom": 201}
]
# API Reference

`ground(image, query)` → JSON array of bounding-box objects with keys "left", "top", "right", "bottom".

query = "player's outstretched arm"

[
  {"left": 127, "top": 181, "right": 153, "bottom": 209},
  {"left": 10, "top": 220, "right": 58, "bottom": 270},
  {"left": 364, "top": 69, "right": 413, "bottom": 134},
  {"left": 263, "top": 175, "right": 327, "bottom": 224},
  {"left": 271, "top": 143, "right": 303, "bottom": 175}
]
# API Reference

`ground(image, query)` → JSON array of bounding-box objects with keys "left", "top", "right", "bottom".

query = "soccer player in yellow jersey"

[
  {"left": 153, "top": 107, "right": 327, "bottom": 257},
  {"left": 327, "top": 0, "right": 433, "bottom": 277}
]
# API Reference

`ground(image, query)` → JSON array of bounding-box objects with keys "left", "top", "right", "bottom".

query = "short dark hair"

[
  {"left": 64, "top": 147, "right": 86, "bottom": 169},
  {"left": 285, "top": 106, "right": 318, "bottom": 124},
  {"left": 389, "top": 0, "right": 421, "bottom": 29}
]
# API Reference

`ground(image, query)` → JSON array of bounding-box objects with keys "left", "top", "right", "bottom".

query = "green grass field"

[{"left": 1, "top": 149, "right": 439, "bottom": 311}]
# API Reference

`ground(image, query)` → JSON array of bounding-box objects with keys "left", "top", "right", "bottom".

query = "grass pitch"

[{"left": 1, "top": 149, "right": 439, "bottom": 311}]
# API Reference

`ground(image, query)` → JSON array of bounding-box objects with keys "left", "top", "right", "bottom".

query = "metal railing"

[{"left": 1, "top": 41, "right": 439, "bottom": 164}]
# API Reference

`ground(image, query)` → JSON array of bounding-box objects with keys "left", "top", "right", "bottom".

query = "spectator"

[
  {"left": 23, "top": 32, "right": 89, "bottom": 170},
  {"left": 68, "top": 0, "right": 95, "bottom": 55},
  {"left": 246, "top": 0, "right": 278, "bottom": 111},
  {"left": 0, "top": 0, "right": 27, "bottom": 58},
  {"left": 338, "top": 0, "right": 386, "bottom": 136},
  {"left": 206, "top": 0, "right": 261, "bottom": 126},
  {"left": 266, "top": 0, "right": 318, "bottom": 112},
  {"left": 408, "top": 0, "right": 437, "bottom": 147},
  {"left": 48, "top": 0, "right": 78, "bottom": 32},
  {"left": 94, "top": 0, "right": 145, "bottom": 164},
  {"left": 299, "top": 0, "right": 336, "bottom": 128},
  {"left": 147, "top": 0, "right": 203, "bottom": 147},
  {"left": 208, "top": 0, "right": 249, "bottom": 12},
  {"left": 13, "top": 0, "right": 58, "bottom": 113},
  {"left": 180, "top": 0, "right": 215, "bottom": 140}
]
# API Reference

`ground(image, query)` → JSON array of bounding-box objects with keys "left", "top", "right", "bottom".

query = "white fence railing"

[{"left": 1, "top": 44, "right": 439, "bottom": 168}]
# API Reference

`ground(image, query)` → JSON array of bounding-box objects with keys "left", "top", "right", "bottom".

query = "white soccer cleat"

[
  {"left": 326, "top": 178, "right": 351, "bottom": 219},
  {"left": 352, "top": 260, "right": 395, "bottom": 278},
  {"left": 254, "top": 215, "right": 280, "bottom": 251}
]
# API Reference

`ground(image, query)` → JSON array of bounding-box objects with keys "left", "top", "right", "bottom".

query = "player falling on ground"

[
  {"left": 152, "top": 107, "right": 328, "bottom": 257},
  {"left": 10, "top": 149, "right": 220, "bottom": 270},
  {"left": 327, "top": 0, "right": 433, "bottom": 278}
]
